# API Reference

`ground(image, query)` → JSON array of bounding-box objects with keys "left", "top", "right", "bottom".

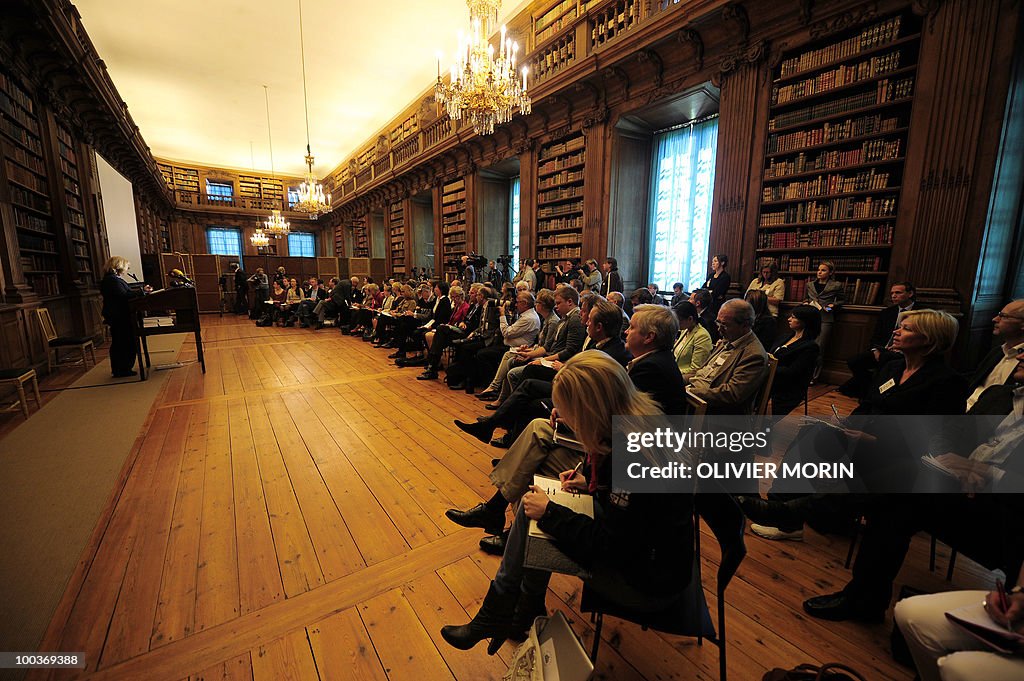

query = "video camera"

[
  {"left": 496, "top": 254, "right": 513, "bottom": 266},
  {"left": 466, "top": 252, "right": 488, "bottom": 268}
]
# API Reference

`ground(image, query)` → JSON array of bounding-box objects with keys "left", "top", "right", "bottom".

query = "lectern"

[{"left": 129, "top": 287, "right": 206, "bottom": 380}]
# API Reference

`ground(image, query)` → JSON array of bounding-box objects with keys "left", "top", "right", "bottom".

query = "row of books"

[
  {"left": 779, "top": 16, "right": 903, "bottom": 78},
  {"left": 442, "top": 190, "right": 466, "bottom": 203},
  {"left": 441, "top": 223, "right": 465, "bottom": 234},
  {"left": 766, "top": 139, "right": 901, "bottom": 179},
  {"left": 9, "top": 185, "right": 51, "bottom": 213},
  {"left": 0, "top": 117, "right": 44, "bottom": 155},
  {"left": 17, "top": 231, "right": 57, "bottom": 252},
  {"left": 538, "top": 232, "right": 584, "bottom": 246},
  {"left": 25, "top": 273, "right": 60, "bottom": 296},
  {"left": 768, "top": 112, "right": 902, "bottom": 154},
  {"left": 6, "top": 143, "right": 46, "bottom": 175},
  {"left": 763, "top": 170, "right": 892, "bottom": 202},
  {"left": 537, "top": 199, "right": 584, "bottom": 218},
  {"left": 538, "top": 215, "right": 584, "bottom": 231},
  {"left": 761, "top": 196, "right": 898, "bottom": 225},
  {"left": 13, "top": 209, "right": 52, "bottom": 234},
  {"left": 538, "top": 169, "right": 585, "bottom": 189},
  {"left": 533, "top": 40, "right": 575, "bottom": 78},
  {"left": 538, "top": 151, "right": 586, "bottom": 175},
  {"left": 538, "top": 246, "right": 583, "bottom": 260},
  {"left": 773, "top": 49, "right": 903, "bottom": 105},
  {"left": 5, "top": 160, "right": 47, "bottom": 194},
  {"left": 72, "top": 242, "right": 89, "bottom": 257},
  {"left": 769, "top": 77, "right": 912, "bottom": 131},
  {"left": 442, "top": 234, "right": 465, "bottom": 244},
  {"left": 539, "top": 135, "right": 585, "bottom": 160},
  {"left": 19, "top": 253, "right": 58, "bottom": 270},
  {"left": 539, "top": 185, "right": 582, "bottom": 203},
  {"left": 843, "top": 278, "right": 883, "bottom": 305},
  {"left": 757, "top": 224, "right": 895, "bottom": 249},
  {"left": 778, "top": 254, "right": 883, "bottom": 271},
  {"left": 0, "top": 71, "right": 34, "bottom": 113}
]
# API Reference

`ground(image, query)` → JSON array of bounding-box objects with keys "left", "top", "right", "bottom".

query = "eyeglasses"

[{"left": 995, "top": 312, "right": 1024, "bottom": 320}]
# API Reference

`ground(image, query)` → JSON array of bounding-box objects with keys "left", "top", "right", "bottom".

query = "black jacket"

[
  {"left": 100, "top": 273, "right": 145, "bottom": 325},
  {"left": 600, "top": 270, "right": 623, "bottom": 296},
  {"left": 594, "top": 336, "right": 631, "bottom": 367},
  {"left": 628, "top": 348, "right": 689, "bottom": 415},
  {"left": 769, "top": 335, "right": 819, "bottom": 413}
]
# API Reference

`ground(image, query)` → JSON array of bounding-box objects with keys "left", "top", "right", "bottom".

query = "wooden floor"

[{"left": 18, "top": 314, "right": 995, "bottom": 681}]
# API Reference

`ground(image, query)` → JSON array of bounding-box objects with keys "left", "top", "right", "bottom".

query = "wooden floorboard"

[{"left": 24, "top": 315, "right": 998, "bottom": 681}]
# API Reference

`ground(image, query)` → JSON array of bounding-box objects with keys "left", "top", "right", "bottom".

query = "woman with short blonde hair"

[
  {"left": 897, "top": 309, "right": 958, "bottom": 356},
  {"left": 103, "top": 256, "right": 130, "bottom": 275}
]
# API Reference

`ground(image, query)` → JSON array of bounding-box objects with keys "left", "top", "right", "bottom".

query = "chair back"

[
  {"left": 35, "top": 308, "right": 58, "bottom": 344},
  {"left": 754, "top": 354, "right": 779, "bottom": 416},
  {"left": 686, "top": 388, "right": 708, "bottom": 429},
  {"left": 695, "top": 488, "right": 747, "bottom": 597}
]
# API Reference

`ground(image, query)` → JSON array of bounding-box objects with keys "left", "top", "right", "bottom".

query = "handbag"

[{"left": 761, "top": 663, "right": 867, "bottom": 681}]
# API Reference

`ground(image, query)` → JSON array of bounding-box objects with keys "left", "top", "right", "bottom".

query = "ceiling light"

[
  {"left": 250, "top": 228, "right": 270, "bottom": 248},
  {"left": 436, "top": 0, "right": 531, "bottom": 136},
  {"left": 292, "top": 0, "right": 332, "bottom": 216}
]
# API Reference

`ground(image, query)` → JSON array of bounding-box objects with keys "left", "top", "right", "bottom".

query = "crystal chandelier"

[
  {"left": 292, "top": 0, "right": 332, "bottom": 216},
  {"left": 436, "top": 0, "right": 531, "bottom": 136},
  {"left": 250, "top": 228, "right": 270, "bottom": 248},
  {"left": 262, "top": 85, "right": 289, "bottom": 238}
]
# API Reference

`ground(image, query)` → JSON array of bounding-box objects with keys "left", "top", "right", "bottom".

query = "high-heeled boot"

[
  {"left": 509, "top": 569, "right": 550, "bottom": 641},
  {"left": 440, "top": 581, "right": 518, "bottom": 655}
]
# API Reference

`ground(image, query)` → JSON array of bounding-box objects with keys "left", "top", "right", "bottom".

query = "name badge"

[
  {"left": 715, "top": 356, "right": 726, "bottom": 366},
  {"left": 879, "top": 378, "right": 896, "bottom": 394}
]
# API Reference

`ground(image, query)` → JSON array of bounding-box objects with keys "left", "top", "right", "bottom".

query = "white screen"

[{"left": 94, "top": 152, "right": 143, "bottom": 275}]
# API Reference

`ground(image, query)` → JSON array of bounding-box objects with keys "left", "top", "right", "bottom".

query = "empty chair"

[
  {"left": 35, "top": 308, "right": 96, "bottom": 372},
  {"left": 0, "top": 367, "right": 42, "bottom": 419}
]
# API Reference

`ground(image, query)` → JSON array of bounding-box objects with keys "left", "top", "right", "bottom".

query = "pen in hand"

[{"left": 996, "top": 579, "right": 1013, "bottom": 632}]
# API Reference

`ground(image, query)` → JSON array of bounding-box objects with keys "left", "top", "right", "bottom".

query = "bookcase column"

[{"left": 710, "top": 59, "right": 767, "bottom": 290}]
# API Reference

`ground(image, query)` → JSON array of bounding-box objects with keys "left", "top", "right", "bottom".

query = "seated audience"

[
  {"left": 647, "top": 283, "right": 667, "bottom": 305},
  {"left": 624, "top": 304, "right": 689, "bottom": 415},
  {"left": 745, "top": 288, "right": 777, "bottom": 350},
  {"left": 690, "top": 287, "right": 720, "bottom": 343},
  {"left": 746, "top": 261, "right": 785, "bottom": 316},
  {"left": 607, "top": 290, "right": 631, "bottom": 341},
  {"left": 440, "top": 353, "right": 694, "bottom": 654},
  {"left": 669, "top": 282, "right": 687, "bottom": 308},
  {"left": 671, "top": 301, "right": 713, "bottom": 375},
  {"left": 390, "top": 281, "right": 452, "bottom": 362},
  {"left": 966, "top": 299, "right": 1024, "bottom": 411},
  {"left": 298, "top": 277, "right": 327, "bottom": 328},
  {"left": 767, "top": 305, "right": 820, "bottom": 416},
  {"left": 895, "top": 561, "right": 1024, "bottom": 681},
  {"left": 841, "top": 282, "right": 921, "bottom": 398},
  {"left": 475, "top": 290, "right": 559, "bottom": 400},
  {"left": 685, "top": 299, "right": 769, "bottom": 415}
]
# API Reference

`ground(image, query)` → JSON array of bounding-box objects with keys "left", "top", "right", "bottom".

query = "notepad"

[
  {"left": 524, "top": 476, "right": 594, "bottom": 577},
  {"left": 945, "top": 602, "right": 1024, "bottom": 654},
  {"left": 921, "top": 455, "right": 959, "bottom": 479}
]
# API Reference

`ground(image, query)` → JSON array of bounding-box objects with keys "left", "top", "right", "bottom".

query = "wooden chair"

[
  {"left": 686, "top": 387, "right": 708, "bottom": 429},
  {"left": 35, "top": 308, "right": 96, "bottom": 372},
  {"left": 0, "top": 368, "right": 42, "bottom": 419},
  {"left": 754, "top": 354, "right": 780, "bottom": 416}
]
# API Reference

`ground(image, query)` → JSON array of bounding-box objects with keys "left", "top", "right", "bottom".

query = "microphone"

[{"left": 128, "top": 272, "right": 139, "bottom": 282}]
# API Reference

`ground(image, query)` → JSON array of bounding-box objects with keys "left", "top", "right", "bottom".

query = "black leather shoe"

[
  {"left": 112, "top": 370, "right": 138, "bottom": 377},
  {"left": 484, "top": 402, "right": 499, "bottom": 411},
  {"left": 738, "top": 495, "right": 804, "bottom": 532},
  {"left": 489, "top": 433, "right": 514, "bottom": 449},
  {"left": 476, "top": 390, "right": 499, "bottom": 401},
  {"left": 388, "top": 350, "right": 404, "bottom": 359},
  {"left": 417, "top": 370, "right": 438, "bottom": 380},
  {"left": 455, "top": 419, "right": 495, "bottom": 444},
  {"left": 401, "top": 356, "right": 428, "bottom": 367},
  {"left": 802, "top": 592, "right": 884, "bottom": 623},
  {"left": 490, "top": 458, "right": 501, "bottom": 467},
  {"left": 479, "top": 531, "right": 508, "bottom": 556},
  {"left": 445, "top": 503, "right": 505, "bottom": 535},
  {"left": 448, "top": 382, "right": 466, "bottom": 390}
]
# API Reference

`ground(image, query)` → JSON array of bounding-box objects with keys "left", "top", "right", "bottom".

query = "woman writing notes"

[{"left": 440, "top": 352, "right": 693, "bottom": 654}]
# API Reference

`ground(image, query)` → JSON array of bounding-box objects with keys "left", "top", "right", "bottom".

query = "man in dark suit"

[
  {"left": 316, "top": 276, "right": 351, "bottom": 329},
  {"left": 965, "top": 299, "right": 1024, "bottom": 411},
  {"left": 298, "top": 277, "right": 328, "bottom": 327},
  {"left": 624, "top": 304, "right": 689, "bottom": 415},
  {"left": 232, "top": 263, "right": 248, "bottom": 314},
  {"left": 841, "top": 282, "right": 920, "bottom": 397},
  {"left": 690, "top": 288, "right": 720, "bottom": 343},
  {"left": 802, "top": 352, "right": 1024, "bottom": 622}
]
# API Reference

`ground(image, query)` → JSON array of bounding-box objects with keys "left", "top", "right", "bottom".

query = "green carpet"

[{"left": 0, "top": 334, "right": 185, "bottom": 680}]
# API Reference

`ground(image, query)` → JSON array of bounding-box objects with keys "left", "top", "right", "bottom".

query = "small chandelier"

[
  {"left": 292, "top": 0, "right": 332, "bottom": 216},
  {"left": 250, "top": 228, "right": 270, "bottom": 248},
  {"left": 261, "top": 85, "right": 290, "bottom": 237},
  {"left": 436, "top": 0, "right": 531, "bottom": 136},
  {"left": 264, "top": 209, "right": 290, "bottom": 237}
]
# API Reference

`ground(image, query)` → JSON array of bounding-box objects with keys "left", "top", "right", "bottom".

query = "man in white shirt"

[{"left": 967, "top": 299, "right": 1024, "bottom": 411}]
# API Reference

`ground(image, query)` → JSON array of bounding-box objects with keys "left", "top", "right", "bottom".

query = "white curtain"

[{"left": 648, "top": 118, "right": 718, "bottom": 292}]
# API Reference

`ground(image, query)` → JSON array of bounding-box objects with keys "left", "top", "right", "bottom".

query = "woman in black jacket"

[
  {"left": 440, "top": 352, "right": 694, "bottom": 654},
  {"left": 768, "top": 304, "right": 821, "bottom": 416},
  {"left": 100, "top": 256, "right": 148, "bottom": 377},
  {"left": 702, "top": 253, "right": 731, "bottom": 314}
]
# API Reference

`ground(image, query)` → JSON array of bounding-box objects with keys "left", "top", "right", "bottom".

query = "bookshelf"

[
  {"left": 56, "top": 122, "right": 94, "bottom": 287},
  {"left": 535, "top": 131, "right": 585, "bottom": 270},
  {"left": 387, "top": 200, "right": 406, "bottom": 276},
  {"left": 756, "top": 13, "right": 920, "bottom": 307},
  {"left": 351, "top": 217, "right": 369, "bottom": 258},
  {"left": 441, "top": 178, "right": 467, "bottom": 279},
  {"left": 0, "top": 67, "right": 61, "bottom": 297}
]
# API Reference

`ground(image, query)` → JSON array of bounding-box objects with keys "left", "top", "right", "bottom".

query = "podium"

[{"left": 130, "top": 287, "right": 206, "bottom": 380}]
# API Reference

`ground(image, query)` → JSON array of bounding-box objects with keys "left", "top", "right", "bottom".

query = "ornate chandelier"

[
  {"left": 262, "top": 85, "right": 289, "bottom": 237},
  {"left": 436, "top": 0, "right": 531, "bottom": 136},
  {"left": 264, "top": 209, "right": 290, "bottom": 238},
  {"left": 250, "top": 228, "right": 270, "bottom": 248},
  {"left": 292, "top": 0, "right": 332, "bottom": 216}
]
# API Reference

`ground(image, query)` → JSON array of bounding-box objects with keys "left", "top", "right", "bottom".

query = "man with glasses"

[
  {"left": 967, "top": 300, "right": 1024, "bottom": 411},
  {"left": 685, "top": 298, "right": 769, "bottom": 415}
]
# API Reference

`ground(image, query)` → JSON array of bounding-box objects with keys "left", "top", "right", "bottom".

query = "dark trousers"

[
  {"left": 426, "top": 325, "right": 466, "bottom": 369},
  {"left": 234, "top": 287, "right": 249, "bottom": 314},
  {"left": 108, "top": 321, "right": 137, "bottom": 374},
  {"left": 488, "top": 378, "right": 552, "bottom": 439}
]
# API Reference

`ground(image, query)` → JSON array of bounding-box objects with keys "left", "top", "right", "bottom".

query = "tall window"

[
  {"left": 288, "top": 231, "right": 316, "bottom": 257},
  {"left": 509, "top": 176, "right": 521, "bottom": 266},
  {"left": 207, "top": 227, "right": 243, "bottom": 260},
  {"left": 648, "top": 116, "right": 718, "bottom": 292},
  {"left": 287, "top": 186, "right": 299, "bottom": 209},
  {"left": 205, "top": 180, "right": 233, "bottom": 202}
]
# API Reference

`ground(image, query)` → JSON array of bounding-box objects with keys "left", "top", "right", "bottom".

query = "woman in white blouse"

[{"left": 747, "top": 261, "right": 786, "bottom": 316}]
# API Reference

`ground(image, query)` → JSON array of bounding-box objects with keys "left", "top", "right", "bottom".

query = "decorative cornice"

[
  {"left": 722, "top": 2, "right": 751, "bottom": 46},
  {"left": 637, "top": 48, "right": 664, "bottom": 89},
  {"left": 809, "top": 3, "right": 878, "bottom": 40},
  {"left": 716, "top": 39, "right": 768, "bottom": 85},
  {"left": 675, "top": 28, "right": 704, "bottom": 70}
]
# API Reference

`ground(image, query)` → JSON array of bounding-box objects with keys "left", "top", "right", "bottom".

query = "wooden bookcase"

[
  {"left": 387, "top": 200, "right": 406, "bottom": 277},
  {"left": 351, "top": 217, "right": 369, "bottom": 258},
  {"left": 756, "top": 12, "right": 920, "bottom": 307},
  {"left": 56, "top": 122, "right": 94, "bottom": 287},
  {"left": 441, "top": 178, "right": 467, "bottom": 280},
  {"left": 0, "top": 68, "right": 61, "bottom": 297},
  {"left": 535, "top": 131, "right": 585, "bottom": 272}
]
